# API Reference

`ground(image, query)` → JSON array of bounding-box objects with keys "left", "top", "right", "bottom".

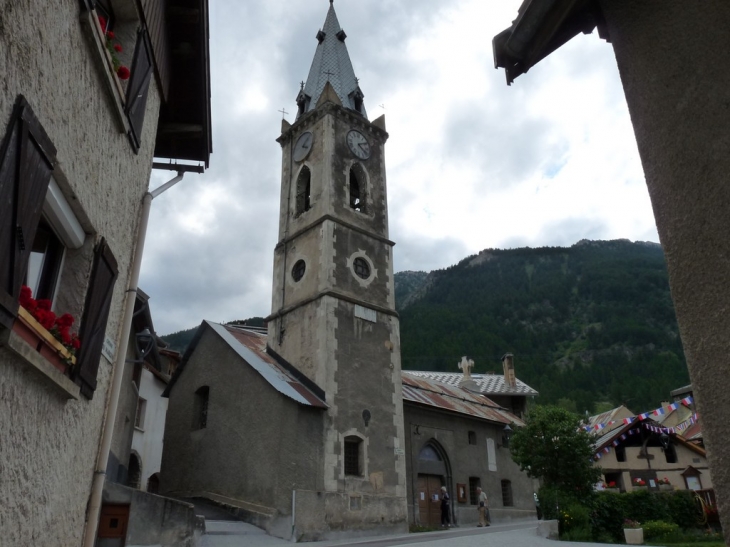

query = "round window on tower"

[
  {"left": 353, "top": 257, "right": 371, "bottom": 280},
  {"left": 291, "top": 260, "right": 306, "bottom": 282}
]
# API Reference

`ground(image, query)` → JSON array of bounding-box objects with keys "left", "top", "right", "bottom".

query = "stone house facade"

[
  {"left": 0, "top": 0, "right": 210, "bottom": 545},
  {"left": 402, "top": 371, "right": 538, "bottom": 527}
]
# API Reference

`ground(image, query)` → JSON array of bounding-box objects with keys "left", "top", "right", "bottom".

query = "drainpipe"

[{"left": 82, "top": 172, "right": 185, "bottom": 547}]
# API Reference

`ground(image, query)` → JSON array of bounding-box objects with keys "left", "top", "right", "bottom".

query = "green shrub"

[
  {"left": 591, "top": 491, "right": 626, "bottom": 541},
  {"left": 562, "top": 525, "right": 593, "bottom": 542},
  {"left": 623, "top": 489, "right": 671, "bottom": 523},
  {"left": 560, "top": 502, "right": 591, "bottom": 536},
  {"left": 643, "top": 520, "right": 679, "bottom": 540},
  {"left": 666, "top": 490, "right": 703, "bottom": 530}
]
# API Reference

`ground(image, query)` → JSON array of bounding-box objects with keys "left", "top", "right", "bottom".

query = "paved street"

[{"left": 201, "top": 520, "right": 610, "bottom": 547}]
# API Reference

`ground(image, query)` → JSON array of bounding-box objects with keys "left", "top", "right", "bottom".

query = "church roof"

[
  {"left": 165, "top": 321, "right": 327, "bottom": 408},
  {"left": 298, "top": 2, "right": 367, "bottom": 119},
  {"left": 402, "top": 374, "right": 524, "bottom": 426},
  {"left": 404, "top": 371, "right": 538, "bottom": 396}
]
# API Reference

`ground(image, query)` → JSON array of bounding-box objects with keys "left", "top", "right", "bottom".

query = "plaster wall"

[
  {"left": 404, "top": 405, "right": 537, "bottom": 526},
  {"left": 597, "top": 0, "right": 730, "bottom": 532},
  {"left": 597, "top": 443, "right": 711, "bottom": 491},
  {"left": 108, "top": 337, "right": 140, "bottom": 485},
  {"left": 160, "top": 327, "right": 325, "bottom": 516},
  {"left": 131, "top": 368, "right": 169, "bottom": 490},
  {"left": 0, "top": 0, "right": 162, "bottom": 544}
]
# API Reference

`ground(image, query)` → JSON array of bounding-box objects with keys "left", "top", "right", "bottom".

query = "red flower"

[
  {"left": 37, "top": 299, "right": 52, "bottom": 311},
  {"left": 56, "top": 313, "right": 75, "bottom": 329},
  {"left": 608, "top": 481, "right": 616, "bottom": 488},
  {"left": 117, "top": 66, "right": 130, "bottom": 80},
  {"left": 34, "top": 309, "right": 57, "bottom": 331},
  {"left": 114, "top": 44, "right": 122, "bottom": 53},
  {"left": 107, "top": 31, "right": 115, "bottom": 39},
  {"left": 71, "top": 335, "right": 81, "bottom": 350},
  {"left": 19, "top": 285, "right": 36, "bottom": 310},
  {"left": 98, "top": 15, "right": 107, "bottom": 33},
  {"left": 59, "top": 327, "right": 72, "bottom": 345}
]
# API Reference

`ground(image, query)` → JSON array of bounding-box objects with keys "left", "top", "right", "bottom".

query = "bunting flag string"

[{"left": 583, "top": 397, "right": 693, "bottom": 432}]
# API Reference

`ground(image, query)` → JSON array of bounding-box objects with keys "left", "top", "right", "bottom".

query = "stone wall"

[
  {"left": 0, "top": 0, "right": 161, "bottom": 544},
  {"left": 102, "top": 482, "right": 198, "bottom": 547},
  {"left": 404, "top": 404, "right": 538, "bottom": 526}
]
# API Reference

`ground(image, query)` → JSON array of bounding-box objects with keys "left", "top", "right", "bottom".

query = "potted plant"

[
  {"left": 657, "top": 477, "right": 673, "bottom": 491},
  {"left": 604, "top": 480, "right": 620, "bottom": 493},
  {"left": 12, "top": 286, "right": 81, "bottom": 374},
  {"left": 632, "top": 478, "right": 647, "bottom": 491},
  {"left": 623, "top": 519, "right": 644, "bottom": 545}
]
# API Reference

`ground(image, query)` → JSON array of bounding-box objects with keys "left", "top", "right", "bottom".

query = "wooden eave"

[
  {"left": 492, "top": 0, "right": 608, "bottom": 85},
  {"left": 153, "top": 0, "right": 212, "bottom": 167}
]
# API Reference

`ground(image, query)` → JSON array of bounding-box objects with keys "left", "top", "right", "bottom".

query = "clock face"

[
  {"left": 346, "top": 130, "right": 370, "bottom": 160},
  {"left": 293, "top": 131, "right": 314, "bottom": 162}
]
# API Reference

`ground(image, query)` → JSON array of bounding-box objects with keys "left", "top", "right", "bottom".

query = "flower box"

[
  {"left": 604, "top": 487, "right": 620, "bottom": 494},
  {"left": 624, "top": 527, "right": 644, "bottom": 545},
  {"left": 13, "top": 306, "right": 76, "bottom": 374},
  {"left": 658, "top": 484, "right": 673, "bottom": 492},
  {"left": 633, "top": 486, "right": 648, "bottom": 491}
]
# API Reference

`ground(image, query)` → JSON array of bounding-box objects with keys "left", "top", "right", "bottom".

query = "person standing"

[
  {"left": 476, "top": 487, "right": 490, "bottom": 527},
  {"left": 440, "top": 486, "right": 451, "bottom": 527}
]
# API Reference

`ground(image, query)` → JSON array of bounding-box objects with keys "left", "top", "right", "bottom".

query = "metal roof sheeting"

[
  {"left": 402, "top": 373, "right": 524, "bottom": 426},
  {"left": 209, "top": 322, "right": 327, "bottom": 409},
  {"left": 405, "top": 371, "right": 538, "bottom": 396}
]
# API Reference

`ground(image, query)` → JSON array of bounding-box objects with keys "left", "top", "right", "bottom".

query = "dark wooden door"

[
  {"left": 417, "top": 474, "right": 443, "bottom": 527},
  {"left": 97, "top": 504, "right": 129, "bottom": 547}
]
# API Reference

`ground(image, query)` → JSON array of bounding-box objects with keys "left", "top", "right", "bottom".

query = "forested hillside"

[
  {"left": 161, "top": 239, "right": 687, "bottom": 413},
  {"left": 397, "top": 239, "right": 689, "bottom": 413}
]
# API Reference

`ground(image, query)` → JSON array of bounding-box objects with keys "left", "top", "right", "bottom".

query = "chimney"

[{"left": 502, "top": 353, "right": 516, "bottom": 388}]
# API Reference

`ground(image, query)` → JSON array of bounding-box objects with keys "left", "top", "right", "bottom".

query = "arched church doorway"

[{"left": 416, "top": 441, "right": 452, "bottom": 527}]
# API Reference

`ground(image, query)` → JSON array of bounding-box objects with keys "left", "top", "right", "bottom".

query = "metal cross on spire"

[{"left": 278, "top": 107, "right": 289, "bottom": 119}]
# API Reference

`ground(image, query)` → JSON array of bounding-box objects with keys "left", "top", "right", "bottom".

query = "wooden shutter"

[
  {"left": 0, "top": 96, "right": 56, "bottom": 329},
  {"left": 74, "top": 238, "right": 118, "bottom": 399},
  {"left": 125, "top": 29, "right": 154, "bottom": 152}
]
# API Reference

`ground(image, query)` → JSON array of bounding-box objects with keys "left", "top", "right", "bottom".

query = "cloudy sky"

[{"left": 140, "top": 0, "right": 658, "bottom": 335}]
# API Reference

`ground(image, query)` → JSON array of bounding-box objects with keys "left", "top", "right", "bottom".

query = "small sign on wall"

[
  {"left": 102, "top": 336, "right": 116, "bottom": 363},
  {"left": 394, "top": 448, "right": 405, "bottom": 456}
]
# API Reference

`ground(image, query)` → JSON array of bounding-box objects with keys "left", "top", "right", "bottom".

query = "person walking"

[
  {"left": 476, "top": 487, "right": 490, "bottom": 527},
  {"left": 440, "top": 486, "right": 451, "bottom": 528}
]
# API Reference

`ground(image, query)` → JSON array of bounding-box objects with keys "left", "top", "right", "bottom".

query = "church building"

[{"left": 160, "top": 3, "right": 408, "bottom": 541}]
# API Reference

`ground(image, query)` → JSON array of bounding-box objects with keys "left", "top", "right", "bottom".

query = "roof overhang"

[
  {"left": 492, "top": 0, "right": 608, "bottom": 85},
  {"left": 153, "top": 0, "right": 212, "bottom": 168}
]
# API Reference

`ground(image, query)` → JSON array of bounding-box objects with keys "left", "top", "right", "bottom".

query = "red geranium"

[
  {"left": 98, "top": 15, "right": 107, "bottom": 33},
  {"left": 71, "top": 335, "right": 81, "bottom": 351},
  {"left": 107, "top": 30, "right": 115, "bottom": 39},
  {"left": 56, "top": 313, "right": 74, "bottom": 329},
  {"left": 608, "top": 481, "right": 616, "bottom": 488},
  {"left": 114, "top": 44, "right": 122, "bottom": 53},
  {"left": 35, "top": 309, "right": 57, "bottom": 331},
  {"left": 36, "top": 299, "right": 52, "bottom": 311},
  {"left": 117, "top": 66, "right": 130, "bottom": 80}
]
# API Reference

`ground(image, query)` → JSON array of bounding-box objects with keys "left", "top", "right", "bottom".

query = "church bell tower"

[{"left": 266, "top": 1, "right": 408, "bottom": 533}]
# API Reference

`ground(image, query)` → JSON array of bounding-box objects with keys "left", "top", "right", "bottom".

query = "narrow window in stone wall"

[
  {"left": 344, "top": 436, "right": 362, "bottom": 476},
  {"left": 468, "top": 431, "right": 476, "bottom": 445},
  {"left": 501, "top": 480, "right": 513, "bottom": 506},
  {"left": 615, "top": 445, "right": 626, "bottom": 462},
  {"left": 469, "top": 477, "right": 481, "bottom": 505},
  {"left": 295, "top": 166, "right": 312, "bottom": 216},
  {"left": 135, "top": 397, "right": 147, "bottom": 429},
  {"left": 349, "top": 163, "right": 366, "bottom": 212},
  {"left": 193, "top": 386, "right": 209, "bottom": 430}
]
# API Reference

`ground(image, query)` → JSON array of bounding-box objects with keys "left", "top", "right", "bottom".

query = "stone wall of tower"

[{"left": 267, "top": 101, "right": 408, "bottom": 538}]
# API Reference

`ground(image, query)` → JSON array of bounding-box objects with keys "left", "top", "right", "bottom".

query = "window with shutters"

[
  {"left": 0, "top": 95, "right": 120, "bottom": 399},
  {"left": 295, "top": 166, "right": 312, "bottom": 216},
  {"left": 81, "top": 2, "right": 154, "bottom": 153}
]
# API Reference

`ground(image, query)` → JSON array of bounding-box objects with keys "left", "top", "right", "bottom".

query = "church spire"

[{"left": 296, "top": 2, "right": 367, "bottom": 120}]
